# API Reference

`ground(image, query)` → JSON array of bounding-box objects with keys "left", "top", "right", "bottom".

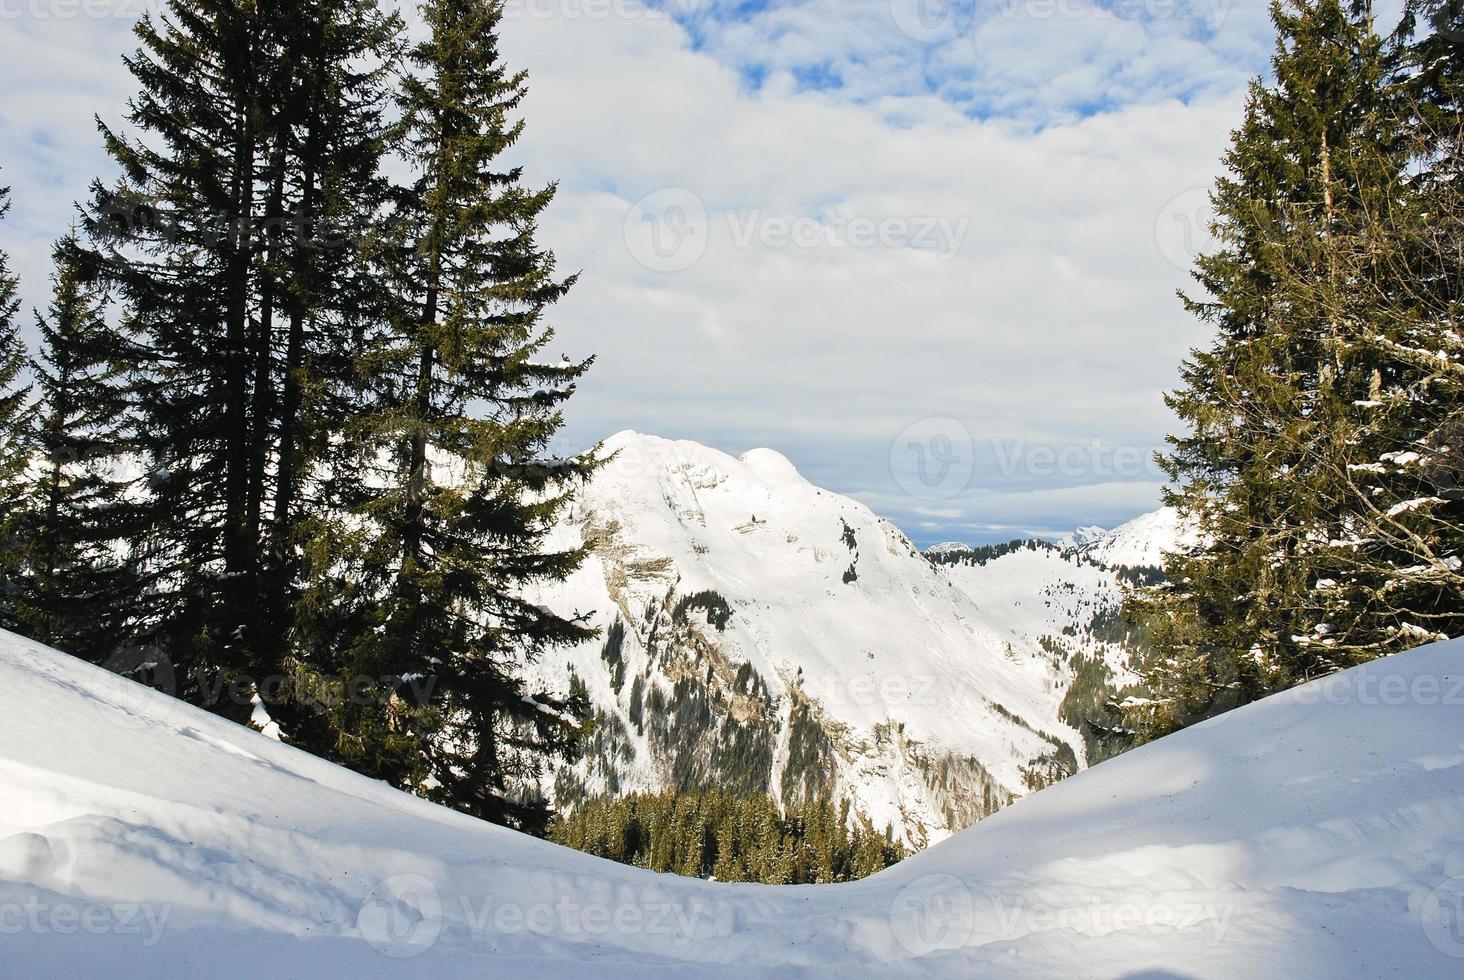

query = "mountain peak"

[
  {"left": 527, "top": 430, "right": 1087, "bottom": 844},
  {"left": 1076, "top": 507, "right": 1196, "bottom": 569},
  {"left": 736, "top": 447, "right": 803, "bottom": 484},
  {"left": 1059, "top": 524, "right": 1108, "bottom": 549},
  {"left": 596, "top": 431, "right": 810, "bottom": 492},
  {"left": 598, "top": 428, "right": 675, "bottom": 454}
]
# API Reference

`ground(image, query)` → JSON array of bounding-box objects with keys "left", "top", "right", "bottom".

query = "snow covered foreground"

[{"left": 3, "top": 631, "right": 1464, "bottom": 977}]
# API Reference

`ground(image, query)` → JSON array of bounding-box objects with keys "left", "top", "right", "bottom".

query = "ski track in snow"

[{"left": 2, "top": 627, "right": 1463, "bottom": 976}]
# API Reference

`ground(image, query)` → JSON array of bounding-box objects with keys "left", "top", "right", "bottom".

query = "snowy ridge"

[
  {"left": 937, "top": 544, "right": 1130, "bottom": 669},
  {"left": 1067, "top": 506, "right": 1197, "bottom": 570},
  {"left": 1057, "top": 524, "right": 1108, "bottom": 550},
  {"left": 3, "top": 627, "right": 1462, "bottom": 976}
]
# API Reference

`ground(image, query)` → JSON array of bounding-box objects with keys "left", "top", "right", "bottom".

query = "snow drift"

[{"left": 2, "top": 628, "right": 1463, "bottom": 976}]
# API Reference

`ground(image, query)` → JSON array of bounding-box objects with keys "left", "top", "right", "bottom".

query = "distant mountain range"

[{"left": 524, "top": 432, "right": 1189, "bottom": 848}]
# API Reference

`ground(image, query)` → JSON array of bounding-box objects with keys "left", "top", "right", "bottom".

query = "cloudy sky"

[{"left": 0, "top": 0, "right": 1370, "bottom": 546}]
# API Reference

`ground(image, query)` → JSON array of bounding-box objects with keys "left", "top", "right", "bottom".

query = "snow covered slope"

[
  {"left": 930, "top": 540, "right": 1141, "bottom": 766},
  {"left": 3, "top": 628, "right": 1463, "bottom": 977},
  {"left": 934, "top": 542, "right": 1126, "bottom": 655},
  {"left": 526, "top": 432, "right": 1082, "bottom": 846}
]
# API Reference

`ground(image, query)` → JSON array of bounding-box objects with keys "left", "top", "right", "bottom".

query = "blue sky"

[{"left": 0, "top": 0, "right": 1334, "bottom": 546}]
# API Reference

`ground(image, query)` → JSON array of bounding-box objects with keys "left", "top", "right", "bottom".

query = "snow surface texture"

[
  {"left": 3, "top": 628, "right": 1463, "bottom": 976},
  {"left": 523, "top": 432, "right": 1139, "bottom": 846}
]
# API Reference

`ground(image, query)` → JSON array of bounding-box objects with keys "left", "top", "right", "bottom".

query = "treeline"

[
  {"left": 0, "top": 0, "right": 594, "bottom": 833},
  {"left": 1124, "top": 1, "right": 1464, "bottom": 736},
  {"left": 926, "top": 538, "right": 1057, "bottom": 568},
  {"left": 549, "top": 790, "right": 907, "bottom": 884}
]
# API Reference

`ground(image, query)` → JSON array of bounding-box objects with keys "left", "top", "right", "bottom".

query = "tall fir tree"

[
  {"left": 1309, "top": 2, "right": 1464, "bottom": 663},
  {"left": 246, "top": 0, "right": 402, "bottom": 745},
  {"left": 0, "top": 179, "right": 34, "bottom": 632},
  {"left": 81, "top": 0, "right": 296, "bottom": 708},
  {"left": 58, "top": 0, "right": 591, "bottom": 831},
  {"left": 1126, "top": 0, "right": 1463, "bottom": 737},
  {"left": 14, "top": 234, "right": 139, "bottom": 659},
  {"left": 77, "top": 0, "right": 399, "bottom": 719},
  {"left": 1400, "top": 0, "right": 1464, "bottom": 173},
  {"left": 1397, "top": 1, "right": 1464, "bottom": 308},
  {"left": 313, "top": 0, "right": 596, "bottom": 832}
]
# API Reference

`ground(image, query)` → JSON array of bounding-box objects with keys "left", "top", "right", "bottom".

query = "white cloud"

[
  {"left": 487, "top": 6, "right": 1248, "bottom": 542},
  {"left": 662, "top": 0, "right": 1273, "bottom": 122},
  {"left": 0, "top": 0, "right": 1275, "bottom": 544}
]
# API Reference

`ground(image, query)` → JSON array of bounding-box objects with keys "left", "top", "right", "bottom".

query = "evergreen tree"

[
  {"left": 1125, "top": 0, "right": 1463, "bottom": 737},
  {"left": 12, "top": 0, "right": 592, "bottom": 838},
  {"left": 1400, "top": 0, "right": 1464, "bottom": 175},
  {"left": 548, "top": 790, "right": 905, "bottom": 884},
  {"left": 0, "top": 179, "right": 33, "bottom": 631},
  {"left": 14, "top": 234, "right": 138, "bottom": 658},
  {"left": 249, "top": 0, "right": 402, "bottom": 745},
  {"left": 1300, "top": 3, "right": 1464, "bottom": 666},
  {"left": 319, "top": 0, "right": 596, "bottom": 831},
  {"left": 80, "top": 0, "right": 276, "bottom": 707},
  {"left": 77, "top": 0, "right": 399, "bottom": 718},
  {"left": 711, "top": 813, "right": 747, "bottom": 882}
]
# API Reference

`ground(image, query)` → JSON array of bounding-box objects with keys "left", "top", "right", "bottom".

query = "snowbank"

[{"left": 1, "top": 628, "right": 1463, "bottom": 976}]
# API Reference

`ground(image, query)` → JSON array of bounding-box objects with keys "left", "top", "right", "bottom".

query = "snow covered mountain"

[
  {"left": 522, "top": 432, "right": 1174, "bottom": 847},
  {"left": 525, "top": 432, "right": 1085, "bottom": 847},
  {"left": 1063, "top": 506, "right": 1197, "bottom": 570},
  {"left": 1058, "top": 524, "right": 1108, "bottom": 550},
  {"left": 929, "top": 539, "right": 1144, "bottom": 766},
  {"left": 4, "top": 626, "right": 1461, "bottom": 976}
]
